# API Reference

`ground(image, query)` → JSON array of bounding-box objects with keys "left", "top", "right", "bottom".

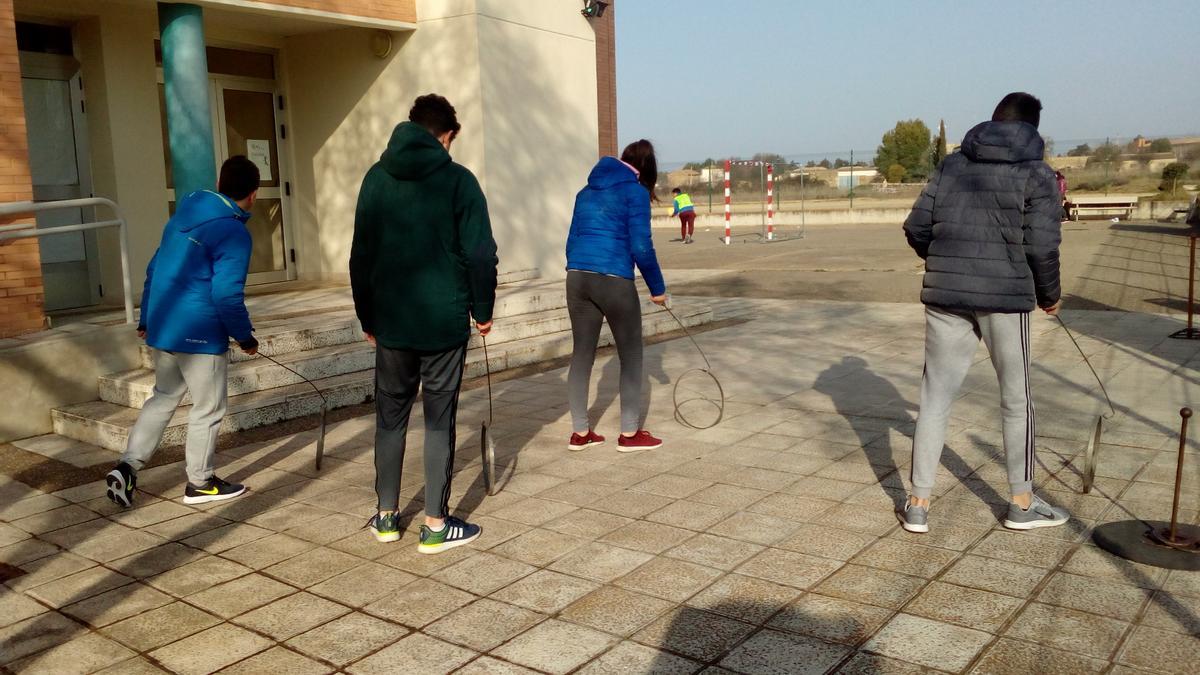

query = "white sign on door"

[{"left": 246, "top": 139, "right": 272, "bottom": 181}]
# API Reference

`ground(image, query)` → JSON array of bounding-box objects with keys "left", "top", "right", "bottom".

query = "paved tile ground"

[{"left": 3, "top": 298, "right": 1200, "bottom": 674}]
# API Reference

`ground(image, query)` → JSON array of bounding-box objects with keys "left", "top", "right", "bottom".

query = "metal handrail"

[{"left": 0, "top": 197, "right": 134, "bottom": 324}]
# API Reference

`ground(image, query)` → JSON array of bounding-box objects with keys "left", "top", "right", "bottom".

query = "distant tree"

[
  {"left": 1149, "top": 138, "right": 1174, "bottom": 153},
  {"left": 682, "top": 162, "right": 704, "bottom": 171},
  {"left": 833, "top": 158, "right": 849, "bottom": 169},
  {"left": 933, "top": 119, "right": 948, "bottom": 167},
  {"left": 875, "top": 119, "right": 932, "bottom": 181},
  {"left": 1088, "top": 142, "right": 1121, "bottom": 166},
  {"left": 886, "top": 163, "right": 907, "bottom": 183},
  {"left": 1067, "top": 143, "right": 1092, "bottom": 157},
  {"left": 817, "top": 158, "right": 832, "bottom": 169},
  {"left": 1161, "top": 162, "right": 1189, "bottom": 193},
  {"left": 804, "top": 160, "right": 817, "bottom": 167}
]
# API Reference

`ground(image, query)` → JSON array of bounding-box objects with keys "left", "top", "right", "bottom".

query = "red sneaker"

[
  {"left": 568, "top": 430, "right": 606, "bottom": 451},
  {"left": 617, "top": 430, "right": 662, "bottom": 452}
]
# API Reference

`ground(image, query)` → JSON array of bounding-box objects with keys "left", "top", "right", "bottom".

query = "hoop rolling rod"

[
  {"left": 1055, "top": 315, "right": 1116, "bottom": 493},
  {"left": 663, "top": 301, "right": 725, "bottom": 430},
  {"left": 257, "top": 352, "right": 328, "bottom": 471}
]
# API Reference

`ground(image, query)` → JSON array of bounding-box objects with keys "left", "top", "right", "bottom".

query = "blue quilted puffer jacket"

[{"left": 565, "top": 157, "right": 666, "bottom": 296}]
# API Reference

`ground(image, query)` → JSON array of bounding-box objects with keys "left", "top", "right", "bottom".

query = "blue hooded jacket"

[
  {"left": 139, "top": 190, "right": 254, "bottom": 354},
  {"left": 566, "top": 157, "right": 666, "bottom": 296}
]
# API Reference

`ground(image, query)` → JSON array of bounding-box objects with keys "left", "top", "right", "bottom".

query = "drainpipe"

[{"left": 158, "top": 3, "right": 215, "bottom": 196}]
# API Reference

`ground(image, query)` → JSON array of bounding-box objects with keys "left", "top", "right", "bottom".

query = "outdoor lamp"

[{"left": 581, "top": 1, "right": 609, "bottom": 18}]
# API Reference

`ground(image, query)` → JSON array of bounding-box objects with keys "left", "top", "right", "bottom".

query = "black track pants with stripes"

[
  {"left": 909, "top": 306, "right": 1034, "bottom": 500},
  {"left": 374, "top": 342, "right": 466, "bottom": 517}
]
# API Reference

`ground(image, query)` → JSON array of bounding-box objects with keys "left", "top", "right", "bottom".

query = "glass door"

[{"left": 214, "top": 78, "right": 292, "bottom": 284}]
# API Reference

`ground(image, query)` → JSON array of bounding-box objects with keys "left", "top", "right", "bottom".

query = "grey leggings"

[{"left": 567, "top": 270, "right": 643, "bottom": 434}]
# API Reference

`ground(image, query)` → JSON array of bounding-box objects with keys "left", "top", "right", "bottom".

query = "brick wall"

[
  {"left": 0, "top": 0, "right": 43, "bottom": 338},
  {"left": 594, "top": 2, "right": 617, "bottom": 157},
  {"left": 257, "top": 0, "right": 416, "bottom": 23}
]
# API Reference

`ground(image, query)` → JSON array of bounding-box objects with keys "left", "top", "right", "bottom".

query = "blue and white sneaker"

[
  {"left": 899, "top": 501, "right": 929, "bottom": 533},
  {"left": 1003, "top": 494, "right": 1069, "bottom": 530},
  {"left": 418, "top": 516, "right": 481, "bottom": 554}
]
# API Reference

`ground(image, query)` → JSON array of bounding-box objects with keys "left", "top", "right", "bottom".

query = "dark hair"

[
  {"left": 218, "top": 156, "right": 260, "bottom": 201},
  {"left": 672, "top": 187, "right": 681, "bottom": 194},
  {"left": 620, "top": 139, "right": 658, "bottom": 200},
  {"left": 409, "top": 94, "right": 462, "bottom": 138},
  {"left": 992, "top": 92, "right": 1042, "bottom": 128}
]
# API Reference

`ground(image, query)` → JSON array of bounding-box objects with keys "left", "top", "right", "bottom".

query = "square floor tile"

[
  {"left": 1062, "top": 545, "right": 1167, "bottom": 589},
  {"left": 906, "top": 581, "right": 1024, "bottom": 632},
  {"left": 543, "top": 509, "right": 632, "bottom": 539},
  {"left": 263, "top": 547, "right": 363, "bottom": 588},
  {"left": 308, "top": 562, "right": 415, "bottom": 609},
  {"left": 687, "top": 574, "right": 801, "bottom": 625},
  {"left": 720, "top": 628, "right": 850, "bottom": 675},
  {"left": 665, "top": 533, "right": 764, "bottom": 571},
  {"left": 0, "top": 588, "right": 49, "bottom": 628},
  {"left": 286, "top": 612, "right": 408, "bottom": 666},
  {"left": 0, "top": 612, "right": 88, "bottom": 666},
  {"left": 7, "top": 632, "right": 135, "bottom": 674},
  {"left": 233, "top": 592, "right": 349, "bottom": 640},
  {"left": 363, "top": 578, "right": 476, "bottom": 628},
  {"left": 776, "top": 524, "right": 876, "bottom": 561},
  {"left": 490, "top": 569, "right": 599, "bottom": 614},
  {"left": 1117, "top": 624, "right": 1200, "bottom": 673},
  {"left": 633, "top": 474, "right": 713, "bottom": 499},
  {"left": 491, "top": 497, "right": 579, "bottom": 526},
  {"left": 971, "top": 637, "right": 1107, "bottom": 674},
  {"left": 1037, "top": 571, "right": 1152, "bottom": 622},
  {"left": 377, "top": 540, "right": 474, "bottom": 576},
  {"left": 61, "top": 581, "right": 172, "bottom": 627},
  {"left": 707, "top": 511, "right": 800, "bottom": 546},
  {"left": 767, "top": 594, "right": 893, "bottom": 645},
  {"left": 690, "top": 484, "right": 770, "bottom": 509},
  {"left": 747, "top": 493, "right": 838, "bottom": 522},
  {"left": 646, "top": 500, "right": 734, "bottom": 531},
  {"left": 863, "top": 613, "right": 992, "bottom": 671},
  {"left": 490, "top": 528, "right": 587, "bottom": 566},
  {"left": 186, "top": 573, "right": 296, "bottom": 619},
  {"left": 851, "top": 538, "right": 960, "bottom": 579},
  {"left": 101, "top": 602, "right": 221, "bottom": 652},
  {"left": 588, "top": 491, "right": 675, "bottom": 519},
  {"left": 492, "top": 619, "right": 617, "bottom": 675},
  {"left": 108, "top": 542, "right": 207, "bottom": 580},
  {"left": 939, "top": 554, "right": 1048, "bottom": 598},
  {"left": 838, "top": 651, "right": 936, "bottom": 675},
  {"left": 633, "top": 607, "right": 754, "bottom": 662},
  {"left": 149, "top": 623, "right": 273, "bottom": 675},
  {"left": 432, "top": 552, "right": 537, "bottom": 596},
  {"left": 599, "top": 520, "right": 694, "bottom": 554},
  {"left": 26, "top": 566, "right": 135, "bottom": 608},
  {"left": 734, "top": 548, "right": 844, "bottom": 589},
  {"left": 348, "top": 632, "right": 476, "bottom": 675},
  {"left": 456, "top": 656, "right": 541, "bottom": 674},
  {"left": 1004, "top": 602, "right": 1128, "bottom": 659},
  {"left": 218, "top": 646, "right": 333, "bottom": 675},
  {"left": 561, "top": 586, "right": 674, "bottom": 636},
  {"left": 221, "top": 533, "right": 316, "bottom": 569},
  {"left": 548, "top": 542, "right": 654, "bottom": 583},
  {"left": 577, "top": 641, "right": 699, "bottom": 674},
  {"left": 426, "top": 598, "right": 543, "bottom": 651},
  {"left": 814, "top": 564, "right": 926, "bottom": 610},
  {"left": 1140, "top": 589, "right": 1200, "bottom": 635},
  {"left": 146, "top": 556, "right": 250, "bottom": 598},
  {"left": 615, "top": 556, "right": 723, "bottom": 603},
  {"left": 972, "top": 530, "right": 1075, "bottom": 569}
]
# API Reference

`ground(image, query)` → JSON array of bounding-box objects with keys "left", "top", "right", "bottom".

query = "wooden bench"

[{"left": 1065, "top": 196, "right": 1138, "bottom": 221}]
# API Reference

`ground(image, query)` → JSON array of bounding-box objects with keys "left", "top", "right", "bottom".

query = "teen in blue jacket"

[
  {"left": 565, "top": 139, "right": 667, "bottom": 453},
  {"left": 106, "top": 157, "right": 261, "bottom": 510}
]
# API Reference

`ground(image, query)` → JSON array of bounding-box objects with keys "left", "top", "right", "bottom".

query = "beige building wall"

[{"left": 285, "top": 0, "right": 599, "bottom": 282}]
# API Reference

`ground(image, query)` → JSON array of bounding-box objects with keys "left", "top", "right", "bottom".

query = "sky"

[{"left": 614, "top": 0, "right": 1200, "bottom": 167}]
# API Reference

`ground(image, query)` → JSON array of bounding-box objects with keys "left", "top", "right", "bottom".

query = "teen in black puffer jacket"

[{"left": 903, "top": 120, "right": 1061, "bottom": 312}]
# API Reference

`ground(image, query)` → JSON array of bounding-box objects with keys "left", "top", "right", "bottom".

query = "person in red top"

[{"left": 1055, "top": 170, "right": 1068, "bottom": 220}]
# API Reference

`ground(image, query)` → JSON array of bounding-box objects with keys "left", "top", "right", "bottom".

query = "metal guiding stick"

[
  {"left": 480, "top": 335, "right": 497, "bottom": 495},
  {"left": 1055, "top": 315, "right": 1116, "bottom": 493},
  {"left": 257, "top": 352, "right": 328, "bottom": 471}
]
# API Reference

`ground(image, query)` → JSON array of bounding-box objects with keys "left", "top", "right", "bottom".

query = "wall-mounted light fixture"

[{"left": 581, "top": 1, "right": 609, "bottom": 19}]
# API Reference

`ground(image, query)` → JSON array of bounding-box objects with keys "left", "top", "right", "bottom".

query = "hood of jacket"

[
  {"left": 379, "top": 121, "right": 452, "bottom": 181},
  {"left": 586, "top": 156, "right": 640, "bottom": 190},
  {"left": 173, "top": 190, "right": 251, "bottom": 233},
  {"left": 959, "top": 120, "right": 1045, "bottom": 164}
]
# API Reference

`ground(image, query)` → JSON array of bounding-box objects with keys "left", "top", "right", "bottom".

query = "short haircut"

[
  {"left": 409, "top": 94, "right": 462, "bottom": 138},
  {"left": 218, "top": 156, "right": 260, "bottom": 201},
  {"left": 672, "top": 188, "right": 681, "bottom": 194},
  {"left": 992, "top": 92, "right": 1042, "bottom": 128}
]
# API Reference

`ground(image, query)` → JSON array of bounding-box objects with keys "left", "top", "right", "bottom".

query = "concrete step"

[
  {"left": 136, "top": 280, "right": 571, "bottom": 367},
  {"left": 55, "top": 303, "right": 713, "bottom": 452}
]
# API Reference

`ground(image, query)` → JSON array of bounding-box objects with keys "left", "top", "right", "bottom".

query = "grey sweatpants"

[
  {"left": 121, "top": 350, "right": 227, "bottom": 485},
  {"left": 373, "top": 343, "right": 466, "bottom": 517},
  {"left": 910, "top": 306, "right": 1035, "bottom": 500},
  {"left": 567, "top": 270, "right": 643, "bottom": 434}
]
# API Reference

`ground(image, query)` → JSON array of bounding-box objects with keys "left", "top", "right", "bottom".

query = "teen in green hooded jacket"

[{"left": 351, "top": 94, "right": 498, "bottom": 552}]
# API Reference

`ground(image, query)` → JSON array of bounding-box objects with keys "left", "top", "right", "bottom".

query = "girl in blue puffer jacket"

[{"left": 564, "top": 139, "right": 668, "bottom": 453}]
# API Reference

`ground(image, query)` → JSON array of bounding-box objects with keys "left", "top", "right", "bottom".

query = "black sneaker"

[
  {"left": 105, "top": 462, "right": 136, "bottom": 508},
  {"left": 183, "top": 476, "right": 246, "bottom": 505},
  {"left": 418, "top": 516, "right": 481, "bottom": 554}
]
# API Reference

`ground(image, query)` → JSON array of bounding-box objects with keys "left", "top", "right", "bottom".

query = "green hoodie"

[{"left": 350, "top": 122, "right": 499, "bottom": 351}]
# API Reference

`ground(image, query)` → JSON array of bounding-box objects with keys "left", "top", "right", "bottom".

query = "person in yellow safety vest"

[{"left": 671, "top": 187, "right": 696, "bottom": 244}]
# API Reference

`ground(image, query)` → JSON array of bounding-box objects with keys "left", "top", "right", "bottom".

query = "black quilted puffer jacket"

[{"left": 903, "top": 120, "right": 1062, "bottom": 312}]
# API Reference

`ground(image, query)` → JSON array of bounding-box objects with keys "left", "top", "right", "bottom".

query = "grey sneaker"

[
  {"left": 899, "top": 502, "right": 929, "bottom": 533},
  {"left": 1003, "top": 494, "right": 1069, "bottom": 530}
]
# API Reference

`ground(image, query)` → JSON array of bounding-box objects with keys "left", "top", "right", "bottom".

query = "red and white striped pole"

[
  {"left": 723, "top": 159, "right": 732, "bottom": 245},
  {"left": 766, "top": 164, "right": 775, "bottom": 241}
]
